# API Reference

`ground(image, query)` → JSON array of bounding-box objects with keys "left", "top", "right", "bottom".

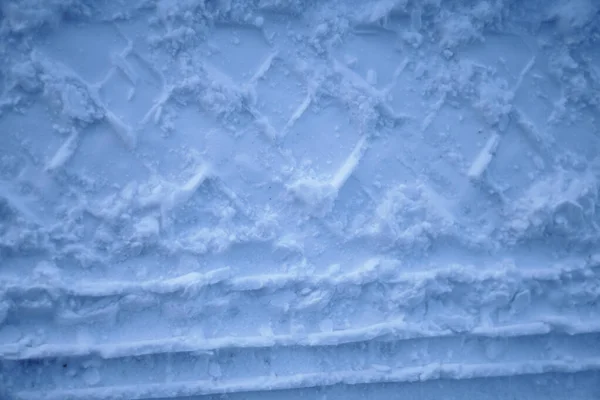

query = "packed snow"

[{"left": 1, "top": 0, "right": 599, "bottom": 399}]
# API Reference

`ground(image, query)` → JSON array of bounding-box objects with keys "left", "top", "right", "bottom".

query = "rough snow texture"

[{"left": 1, "top": 0, "right": 600, "bottom": 399}]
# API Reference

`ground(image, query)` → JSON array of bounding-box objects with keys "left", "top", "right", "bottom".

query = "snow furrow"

[
  {"left": 2, "top": 319, "right": 599, "bottom": 361},
  {"left": 1, "top": 261, "right": 598, "bottom": 355},
  {"left": 3, "top": 258, "right": 597, "bottom": 298},
  {"left": 12, "top": 358, "right": 600, "bottom": 400}
]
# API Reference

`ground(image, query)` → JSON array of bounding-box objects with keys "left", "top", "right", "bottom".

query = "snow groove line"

[
  {"left": 2, "top": 259, "right": 598, "bottom": 299},
  {"left": 2, "top": 319, "right": 600, "bottom": 361},
  {"left": 3, "top": 261, "right": 598, "bottom": 348},
  {"left": 14, "top": 358, "right": 600, "bottom": 400},
  {"left": 2, "top": 261, "right": 598, "bottom": 331}
]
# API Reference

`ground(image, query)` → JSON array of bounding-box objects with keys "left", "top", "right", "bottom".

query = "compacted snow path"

[{"left": 1, "top": 0, "right": 600, "bottom": 399}]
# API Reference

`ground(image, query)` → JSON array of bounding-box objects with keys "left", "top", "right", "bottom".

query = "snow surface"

[{"left": 1, "top": 0, "right": 600, "bottom": 399}]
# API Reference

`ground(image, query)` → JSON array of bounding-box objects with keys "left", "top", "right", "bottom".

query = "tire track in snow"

[
  {"left": 2, "top": 261, "right": 600, "bottom": 397},
  {"left": 1, "top": 1, "right": 600, "bottom": 399},
  {"left": 1, "top": 259, "right": 599, "bottom": 359}
]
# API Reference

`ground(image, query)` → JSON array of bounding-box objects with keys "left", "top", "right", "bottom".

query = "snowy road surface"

[{"left": 1, "top": 0, "right": 600, "bottom": 399}]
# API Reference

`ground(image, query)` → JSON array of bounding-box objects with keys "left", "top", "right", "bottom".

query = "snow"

[{"left": 1, "top": 0, "right": 600, "bottom": 399}]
